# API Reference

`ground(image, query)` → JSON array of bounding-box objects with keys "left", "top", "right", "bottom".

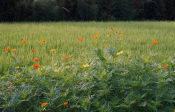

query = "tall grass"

[
  {"left": 0, "top": 22, "right": 175, "bottom": 112},
  {"left": 0, "top": 22, "right": 175, "bottom": 66}
]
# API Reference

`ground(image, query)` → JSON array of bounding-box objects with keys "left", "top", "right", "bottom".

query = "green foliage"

[
  {"left": 0, "top": 48, "right": 175, "bottom": 112},
  {"left": 0, "top": 22, "right": 175, "bottom": 111}
]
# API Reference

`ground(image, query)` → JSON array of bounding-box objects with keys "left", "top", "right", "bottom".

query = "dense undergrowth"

[{"left": 0, "top": 49, "right": 175, "bottom": 112}]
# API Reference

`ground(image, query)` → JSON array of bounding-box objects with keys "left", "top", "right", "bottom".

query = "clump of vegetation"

[{"left": 0, "top": 48, "right": 175, "bottom": 112}]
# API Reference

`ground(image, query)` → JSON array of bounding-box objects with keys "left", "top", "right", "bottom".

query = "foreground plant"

[{"left": 0, "top": 48, "right": 175, "bottom": 112}]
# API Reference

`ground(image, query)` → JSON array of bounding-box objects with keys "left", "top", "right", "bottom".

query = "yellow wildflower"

[
  {"left": 116, "top": 51, "right": 124, "bottom": 56},
  {"left": 82, "top": 64, "right": 90, "bottom": 68},
  {"left": 15, "top": 66, "right": 20, "bottom": 69},
  {"left": 50, "top": 49, "right": 57, "bottom": 53},
  {"left": 53, "top": 69, "right": 61, "bottom": 73}
]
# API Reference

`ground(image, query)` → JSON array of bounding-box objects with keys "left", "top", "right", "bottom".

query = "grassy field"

[
  {"left": 1, "top": 22, "right": 175, "bottom": 65},
  {"left": 0, "top": 22, "right": 175, "bottom": 112}
]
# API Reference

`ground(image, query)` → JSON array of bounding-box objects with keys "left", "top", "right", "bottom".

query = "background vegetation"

[{"left": 0, "top": 0, "right": 175, "bottom": 21}]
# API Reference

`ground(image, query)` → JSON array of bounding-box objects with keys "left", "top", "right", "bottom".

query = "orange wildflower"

[
  {"left": 21, "top": 40, "right": 28, "bottom": 43},
  {"left": 41, "top": 102, "right": 48, "bottom": 108},
  {"left": 78, "top": 38, "right": 84, "bottom": 42},
  {"left": 40, "top": 40, "right": 47, "bottom": 43},
  {"left": 3, "top": 48, "right": 10, "bottom": 51},
  {"left": 32, "top": 49, "right": 37, "bottom": 53},
  {"left": 64, "top": 102, "right": 69, "bottom": 105},
  {"left": 92, "top": 34, "right": 100, "bottom": 39},
  {"left": 11, "top": 49, "right": 17, "bottom": 52},
  {"left": 34, "top": 58, "right": 39, "bottom": 62},
  {"left": 63, "top": 56, "right": 71, "bottom": 60},
  {"left": 33, "top": 64, "right": 40, "bottom": 69},
  {"left": 152, "top": 40, "right": 159, "bottom": 44},
  {"left": 160, "top": 64, "right": 169, "bottom": 69}
]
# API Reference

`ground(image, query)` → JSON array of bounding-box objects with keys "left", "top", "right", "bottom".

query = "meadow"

[{"left": 0, "top": 22, "right": 175, "bottom": 112}]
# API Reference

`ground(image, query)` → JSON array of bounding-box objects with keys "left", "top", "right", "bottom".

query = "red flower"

[
  {"left": 21, "top": 40, "right": 28, "bottom": 43},
  {"left": 64, "top": 102, "right": 69, "bottom": 105},
  {"left": 40, "top": 40, "right": 47, "bottom": 43},
  {"left": 32, "top": 49, "right": 37, "bottom": 53},
  {"left": 11, "top": 49, "right": 17, "bottom": 52},
  {"left": 152, "top": 40, "right": 159, "bottom": 44},
  {"left": 62, "top": 56, "right": 71, "bottom": 60},
  {"left": 41, "top": 102, "right": 48, "bottom": 108},
  {"left": 92, "top": 34, "right": 100, "bottom": 39},
  {"left": 33, "top": 64, "right": 40, "bottom": 69},
  {"left": 3, "top": 48, "right": 10, "bottom": 51},
  {"left": 34, "top": 58, "right": 39, "bottom": 62},
  {"left": 160, "top": 64, "right": 169, "bottom": 69},
  {"left": 78, "top": 38, "right": 84, "bottom": 42}
]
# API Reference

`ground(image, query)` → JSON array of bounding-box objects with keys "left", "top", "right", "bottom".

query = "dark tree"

[
  {"left": 110, "top": 0, "right": 135, "bottom": 20},
  {"left": 77, "top": 0, "right": 98, "bottom": 20},
  {"left": 0, "top": 0, "right": 175, "bottom": 21},
  {"left": 143, "top": 0, "right": 160, "bottom": 20}
]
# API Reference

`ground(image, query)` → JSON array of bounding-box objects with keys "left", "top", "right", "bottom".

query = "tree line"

[{"left": 0, "top": 0, "right": 175, "bottom": 21}]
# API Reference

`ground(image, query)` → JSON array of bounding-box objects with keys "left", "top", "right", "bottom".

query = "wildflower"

[
  {"left": 41, "top": 102, "right": 48, "bottom": 108},
  {"left": 62, "top": 56, "right": 71, "bottom": 60},
  {"left": 50, "top": 49, "right": 57, "bottom": 53},
  {"left": 116, "top": 51, "right": 124, "bottom": 56},
  {"left": 160, "top": 64, "right": 169, "bottom": 69},
  {"left": 3, "top": 47, "right": 10, "bottom": 51},
  {"left": 34, "top": 58, "right": 39, "bottom": 62},
  {"left": 152, "top": 40, "right": 159, "bottom": 44},
  {"left": 33, "top": 64, "right": 40, "bottom": 69},
  {"left": 82, "top": 64, "right": 90, "bottom": 68},
  {"left": 64, "top": 66, "right": 70, "bottom": 69},
  {"left": 53, "top": 69, "right": 61, "bottom": 73},
  {"left": 32, "top": 49, "right": 37, "bottom": 53},
  {"left": 92, "top": 34, "right": 100, "bottom": 39},
  {"left": 117, "top": 33, "right": 124, "bottom": 38},
  {"left": 15, "top": 66, "right": 20, "bottom": 69},
  {"left": 11, "top": 49, "right": 17, "bottom": 52},
  {"left": 64, "top": 102, "right": 68, "bottom": 105},
  {"left": 40, "top": 40, "right": 47, "bottom": 44},
  {"left": 106, "top": 34, "right": 111, "bottom": 37},
  {"left": 21, "top": 40, "right": 28, "bottom": 43},
  {"left": 78, "top": 38, "right": 84, "bottom": 42}
]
